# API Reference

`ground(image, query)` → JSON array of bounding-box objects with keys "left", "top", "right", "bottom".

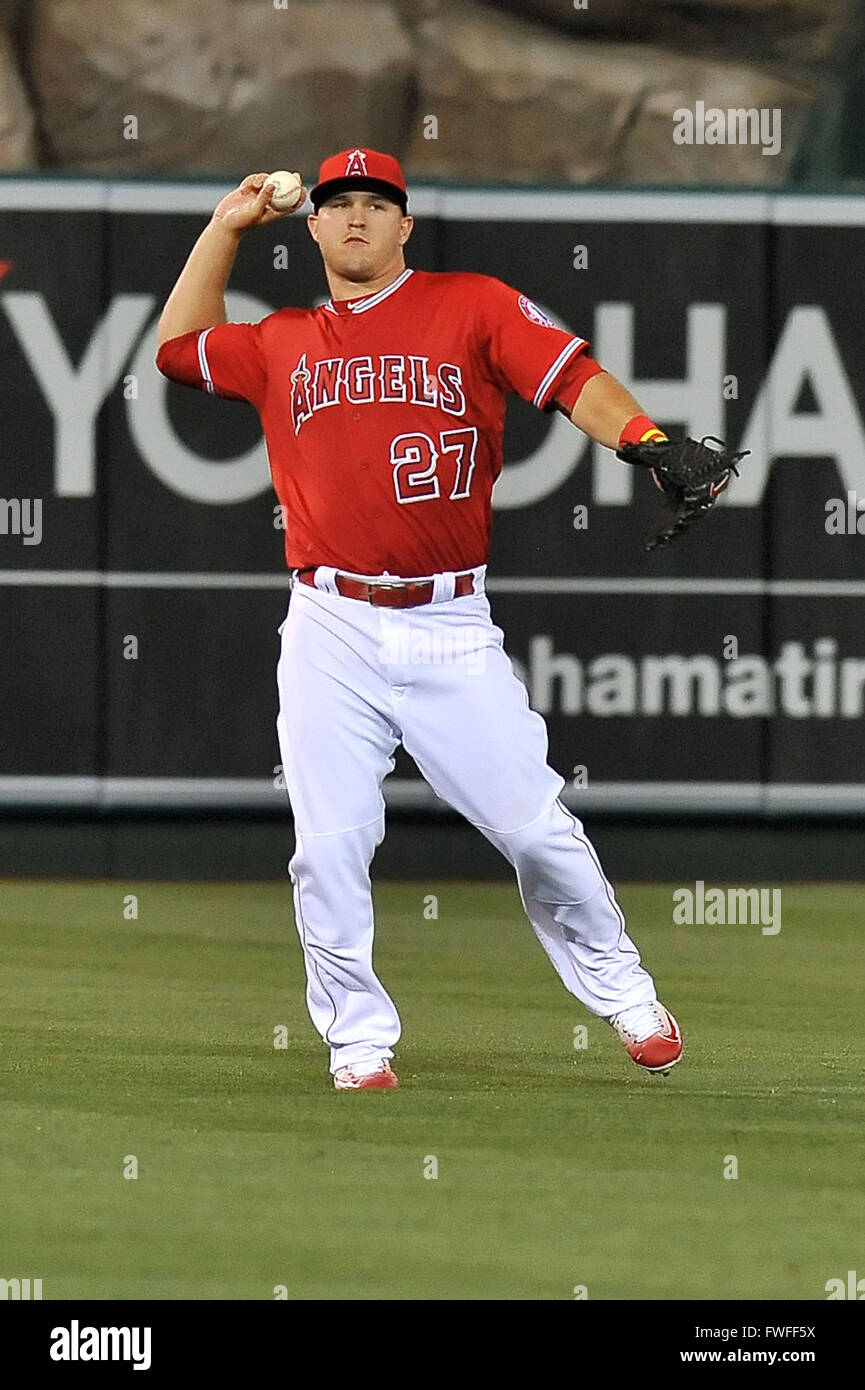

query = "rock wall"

[{"left": 0, "top": 0, "right": 860, "bottom": 184}]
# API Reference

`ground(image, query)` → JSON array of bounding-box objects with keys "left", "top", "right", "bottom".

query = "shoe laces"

[
  {"left": 610, "top": 1002, "right": 666, "bottom": 1045},
  {"left": 337, "top": 1059, "right": 389, "bottom": 1081}
]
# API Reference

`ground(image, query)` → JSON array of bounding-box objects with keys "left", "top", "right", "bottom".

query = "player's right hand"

[{"left": 211, "top": 172, "right": 308, "bottom": 236}]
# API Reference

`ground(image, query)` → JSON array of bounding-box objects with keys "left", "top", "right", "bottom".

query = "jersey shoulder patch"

[{"left": 517, "top": 294, "right": 557, "bottom": 328}]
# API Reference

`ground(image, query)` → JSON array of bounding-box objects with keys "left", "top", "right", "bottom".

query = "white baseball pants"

[{"left": 276, "top": 567, "right": 658, "bottom": 1073}]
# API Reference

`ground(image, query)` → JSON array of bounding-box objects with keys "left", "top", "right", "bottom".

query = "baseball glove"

[{"left": 616, "top": 435, "right": 749, "bottom": 552}]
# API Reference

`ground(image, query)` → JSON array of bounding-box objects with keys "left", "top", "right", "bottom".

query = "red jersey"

[{"left": 156, "top": 268, "right": 602, "bottom": 576}]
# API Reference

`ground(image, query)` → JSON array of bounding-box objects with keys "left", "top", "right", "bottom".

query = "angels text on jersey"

[{"left": 289, "top": 352, "right": 467, "bottom": 433}]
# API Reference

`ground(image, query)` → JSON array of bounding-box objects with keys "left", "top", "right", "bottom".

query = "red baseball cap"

[{"left": 310, "top": 147, "right": 408, "bottom": 212}]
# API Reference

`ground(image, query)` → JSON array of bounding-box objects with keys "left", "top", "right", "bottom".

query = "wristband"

[{"left": 618, "top": 414, "right": 668, "bottom": 447}]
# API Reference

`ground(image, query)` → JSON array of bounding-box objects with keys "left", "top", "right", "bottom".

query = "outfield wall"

[{"left": 1, "top": 181, "right": 864, "bottom": 820}]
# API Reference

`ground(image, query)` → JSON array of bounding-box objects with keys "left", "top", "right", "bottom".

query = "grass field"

[{"left": 1, "top": 878, "right": 863, "bottom": 1301}]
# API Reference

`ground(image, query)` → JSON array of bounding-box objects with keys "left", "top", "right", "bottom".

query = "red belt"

[{"left": 297, "top": 569, "right": 475, "bottom": 608}]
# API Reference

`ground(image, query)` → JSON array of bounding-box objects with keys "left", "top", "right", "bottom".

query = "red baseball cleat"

[
  {"left": 609, "top": 1002, "right": 683, "bottom": 1075},
  {"left": 333, "top": 1060, "right": 399, "bottom": 1091}
]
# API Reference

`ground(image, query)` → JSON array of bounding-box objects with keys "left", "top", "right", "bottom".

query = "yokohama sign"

[{"left": 1, "top": 182, "right": 864, "bottom": 813}]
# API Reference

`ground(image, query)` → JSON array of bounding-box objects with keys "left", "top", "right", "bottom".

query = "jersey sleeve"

[
  {"left": 155, "top": 321, "right": 267, "bottom": 407},
  {"left": 475, "top": 276, "right": 599, "bottom": 412}
]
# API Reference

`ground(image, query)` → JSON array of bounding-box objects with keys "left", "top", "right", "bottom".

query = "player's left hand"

[{"left": 617, "top": 435, "right": 749, "bottom": 552}]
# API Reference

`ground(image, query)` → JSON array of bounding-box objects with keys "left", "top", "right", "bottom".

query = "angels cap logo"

[
  {"left": 344, "top": 149, "right": 368, "bottom": 177},
  {"left": 518, "top": 295, "right": 556, "bottom": 328}
]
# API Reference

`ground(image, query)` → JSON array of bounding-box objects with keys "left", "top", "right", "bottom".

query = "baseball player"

[{"left": 156, "top": 148, "right": 692, "bottom": 1091}]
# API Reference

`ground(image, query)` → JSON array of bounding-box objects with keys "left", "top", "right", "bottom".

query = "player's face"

[{"left": 307, "top": 192, "right": 413, "bottom": 283}]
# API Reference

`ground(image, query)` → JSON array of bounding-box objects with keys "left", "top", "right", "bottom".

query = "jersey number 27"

[{"left": 390, "top": 428, "right": 478, "bottom": 505}]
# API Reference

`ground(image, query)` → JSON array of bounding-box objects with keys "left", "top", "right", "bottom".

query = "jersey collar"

[{"left": 325, "top": 267, "right": 413, "bottom": 317}]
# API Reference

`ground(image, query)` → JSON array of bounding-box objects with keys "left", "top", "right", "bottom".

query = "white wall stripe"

[
  {"left": 768, "top": 196, "right": 865, "bottom": 226},
  {"left": 438, "top": 188, "right": 776, "bottom": 224},
  {"left": 0, "top": 775, "right": 863, "bottom": 815},
  {"left": 0, "top": 572, "right": 291, "bottom": 589},
  {"left": 485, "top": 578, "right": 865, "bottom": 598},
  {"left": 3, "top": 180, "right": 865, "bottom": 224},
  {"left": 0, "top": 178, "right": 113, "bottom": 210},
  {"left": 0, "top": 572, "right": 863, "bottom": 597}
]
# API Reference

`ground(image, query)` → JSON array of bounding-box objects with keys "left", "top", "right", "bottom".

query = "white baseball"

[{"left": 265, "top": 170, "right": 304, "bottom": 212}]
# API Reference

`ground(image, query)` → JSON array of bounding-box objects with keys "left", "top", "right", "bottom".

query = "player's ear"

[
  {"left": 399, "top": 214, "right": 414, "bottom": 246},
  {"left": 307, "top": 213, "right": 319, "bottom": 243}
]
